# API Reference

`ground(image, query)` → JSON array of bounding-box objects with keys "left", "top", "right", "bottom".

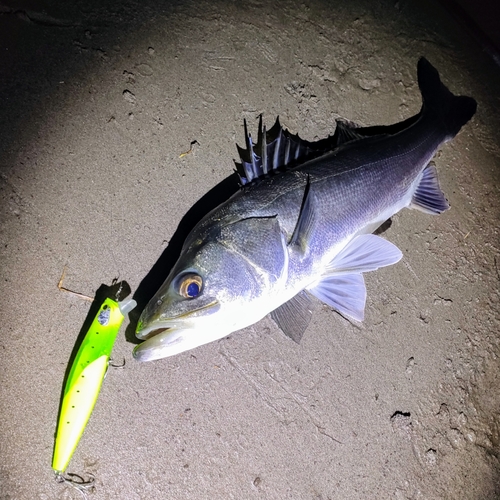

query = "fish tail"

[{"left": 418, "top": 57, "right": 477, "bottom": 140}]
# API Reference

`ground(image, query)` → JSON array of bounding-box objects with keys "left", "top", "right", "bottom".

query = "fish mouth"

[
  {"left": 133, "top": 300, "right": 220, "bottom": 362},
  {"left": 137, "top": 326, "right": 170, "bottom": 340},
  {"left": 135, "top": 321, "right": 178, "bottom": 341},
  {"left": 133, "top": 325, "right": 186, "bottom": 362}
]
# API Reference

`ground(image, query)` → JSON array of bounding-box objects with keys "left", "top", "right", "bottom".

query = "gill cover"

[{"left": 134, "top": 216, "right": 288, "bottom": 360}]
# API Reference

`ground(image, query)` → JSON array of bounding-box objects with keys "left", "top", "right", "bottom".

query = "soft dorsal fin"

[
  {"left": 332, "top": 113, "right": 422, "bottom": 147},
  {"left": 234, "top": 113, "right": 425, "bottom": 185},
  {"left": 332, "top": 119, "right": 368, "bottom": 145}
]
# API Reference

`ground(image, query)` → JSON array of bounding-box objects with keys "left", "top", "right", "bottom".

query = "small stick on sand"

[
  {"left": 57, "top": 266, "right": 93, "bottom": 302},
  {"left": 179, "top": 140, "right": 200, "bottom": 158}
]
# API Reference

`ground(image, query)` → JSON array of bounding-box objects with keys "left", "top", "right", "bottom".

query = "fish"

[{"left": 133, "top": 57, "right": 476, "bottom": 362}]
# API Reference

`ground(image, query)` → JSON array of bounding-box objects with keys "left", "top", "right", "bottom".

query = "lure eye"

[{"left": 178, "top": 273, "right": 203, "bottom": 299}]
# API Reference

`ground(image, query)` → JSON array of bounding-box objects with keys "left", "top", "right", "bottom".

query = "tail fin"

[{"left": 418, "top": 57, "right": 477, "bottom": 140}]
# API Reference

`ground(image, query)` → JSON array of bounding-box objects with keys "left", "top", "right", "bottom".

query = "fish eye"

[{"left": 178, "top": 273, "right": 203, "bottom": 299}]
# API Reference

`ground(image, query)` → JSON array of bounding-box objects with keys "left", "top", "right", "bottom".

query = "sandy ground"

[{"left": 1, "top": 0, "right": 499, "bottom": 498}]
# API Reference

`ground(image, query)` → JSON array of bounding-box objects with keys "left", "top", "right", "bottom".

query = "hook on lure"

[{"left": 55, "top": 472, "right": 95, "bottom": 499}]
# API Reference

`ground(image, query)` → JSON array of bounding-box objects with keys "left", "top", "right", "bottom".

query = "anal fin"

[{"left": 411, "top": 162, "right": 450, "bottom": 214}]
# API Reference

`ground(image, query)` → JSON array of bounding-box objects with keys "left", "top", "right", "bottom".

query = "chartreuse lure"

[{"left": 52, "top": 295, "right": 136, "bottom": 474}]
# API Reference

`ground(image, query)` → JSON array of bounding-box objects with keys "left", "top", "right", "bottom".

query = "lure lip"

[{"left": 119, "top": 297, "right": 137, "bottom": 315}]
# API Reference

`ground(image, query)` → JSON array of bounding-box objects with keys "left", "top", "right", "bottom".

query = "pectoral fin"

[
  {"left": 307, "top": 234, "right": 402, "bottom": 321},
  {"left": 270, "top": 290, "right": 314, "bottom": 343},
  {"left": 289, "top": 176, "right": 315, "bottom": 252}
]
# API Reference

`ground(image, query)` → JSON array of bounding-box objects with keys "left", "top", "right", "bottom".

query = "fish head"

[{"left": 134, "top": 216, "right": 287, "bottom": 361}]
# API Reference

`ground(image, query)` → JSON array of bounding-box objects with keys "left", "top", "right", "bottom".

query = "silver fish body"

[{"left": 134, "top": 58, "right": 476, "bottom": 362}]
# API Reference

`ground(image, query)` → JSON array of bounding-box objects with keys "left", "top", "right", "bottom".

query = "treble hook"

[
  {"left": 103, "top": 357, "right": 125, "bottom": 380},
  {"left": 109, "top": 357, "right": 126, "bottom": 368},
  {"left": 55, "top": 472, "right": 95, "bottom": 499}
]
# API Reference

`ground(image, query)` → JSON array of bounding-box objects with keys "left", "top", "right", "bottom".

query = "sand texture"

[{"left": 1, "top": 0, "right": 499, "bottom": 498}]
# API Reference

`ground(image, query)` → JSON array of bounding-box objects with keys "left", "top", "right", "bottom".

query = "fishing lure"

[{"left": 52, "top": 294, "right": 136, "bottom": 474}]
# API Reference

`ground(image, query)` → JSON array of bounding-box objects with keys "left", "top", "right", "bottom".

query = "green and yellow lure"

[{"left": 52, "top": 295, "right": 136, "bottom": 474}]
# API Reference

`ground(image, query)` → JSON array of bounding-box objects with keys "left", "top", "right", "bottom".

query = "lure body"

[{"left": 52, "top": 296, "right": 136, "bottom": 473}]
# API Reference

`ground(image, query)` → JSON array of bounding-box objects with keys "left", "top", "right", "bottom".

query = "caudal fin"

[{"left": 418, "top": 57, "right": 477, "bottom": 140}]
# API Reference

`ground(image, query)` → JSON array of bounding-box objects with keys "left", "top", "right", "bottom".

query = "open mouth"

[
  {"left": 133, "top": 326, "right": 185, "bottom": 362},
  {"left": 133, "top": 300, "right": 221, "bottom": 362},
  {"left": 136, "top": 325, "right": 171, "bottom": 340},
  {"left": 136, "top": 300, "right": 220, "bottom": 340}
]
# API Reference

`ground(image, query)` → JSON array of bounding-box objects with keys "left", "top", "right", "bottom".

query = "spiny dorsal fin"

[
  {"left": 234, "top": 117, "right": 337, "bottom": 185},
  {"left": 234, "top": 114, "right": 424, "bottom": 185}
]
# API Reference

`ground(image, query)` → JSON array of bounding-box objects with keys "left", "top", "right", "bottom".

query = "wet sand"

[{"left": 1, "top": 0, "right": 499, "bottom": 498}]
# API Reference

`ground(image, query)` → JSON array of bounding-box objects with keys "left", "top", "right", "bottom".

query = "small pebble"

[{"left": 123, "top": 89, "right": 136, "bottom": 104}]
